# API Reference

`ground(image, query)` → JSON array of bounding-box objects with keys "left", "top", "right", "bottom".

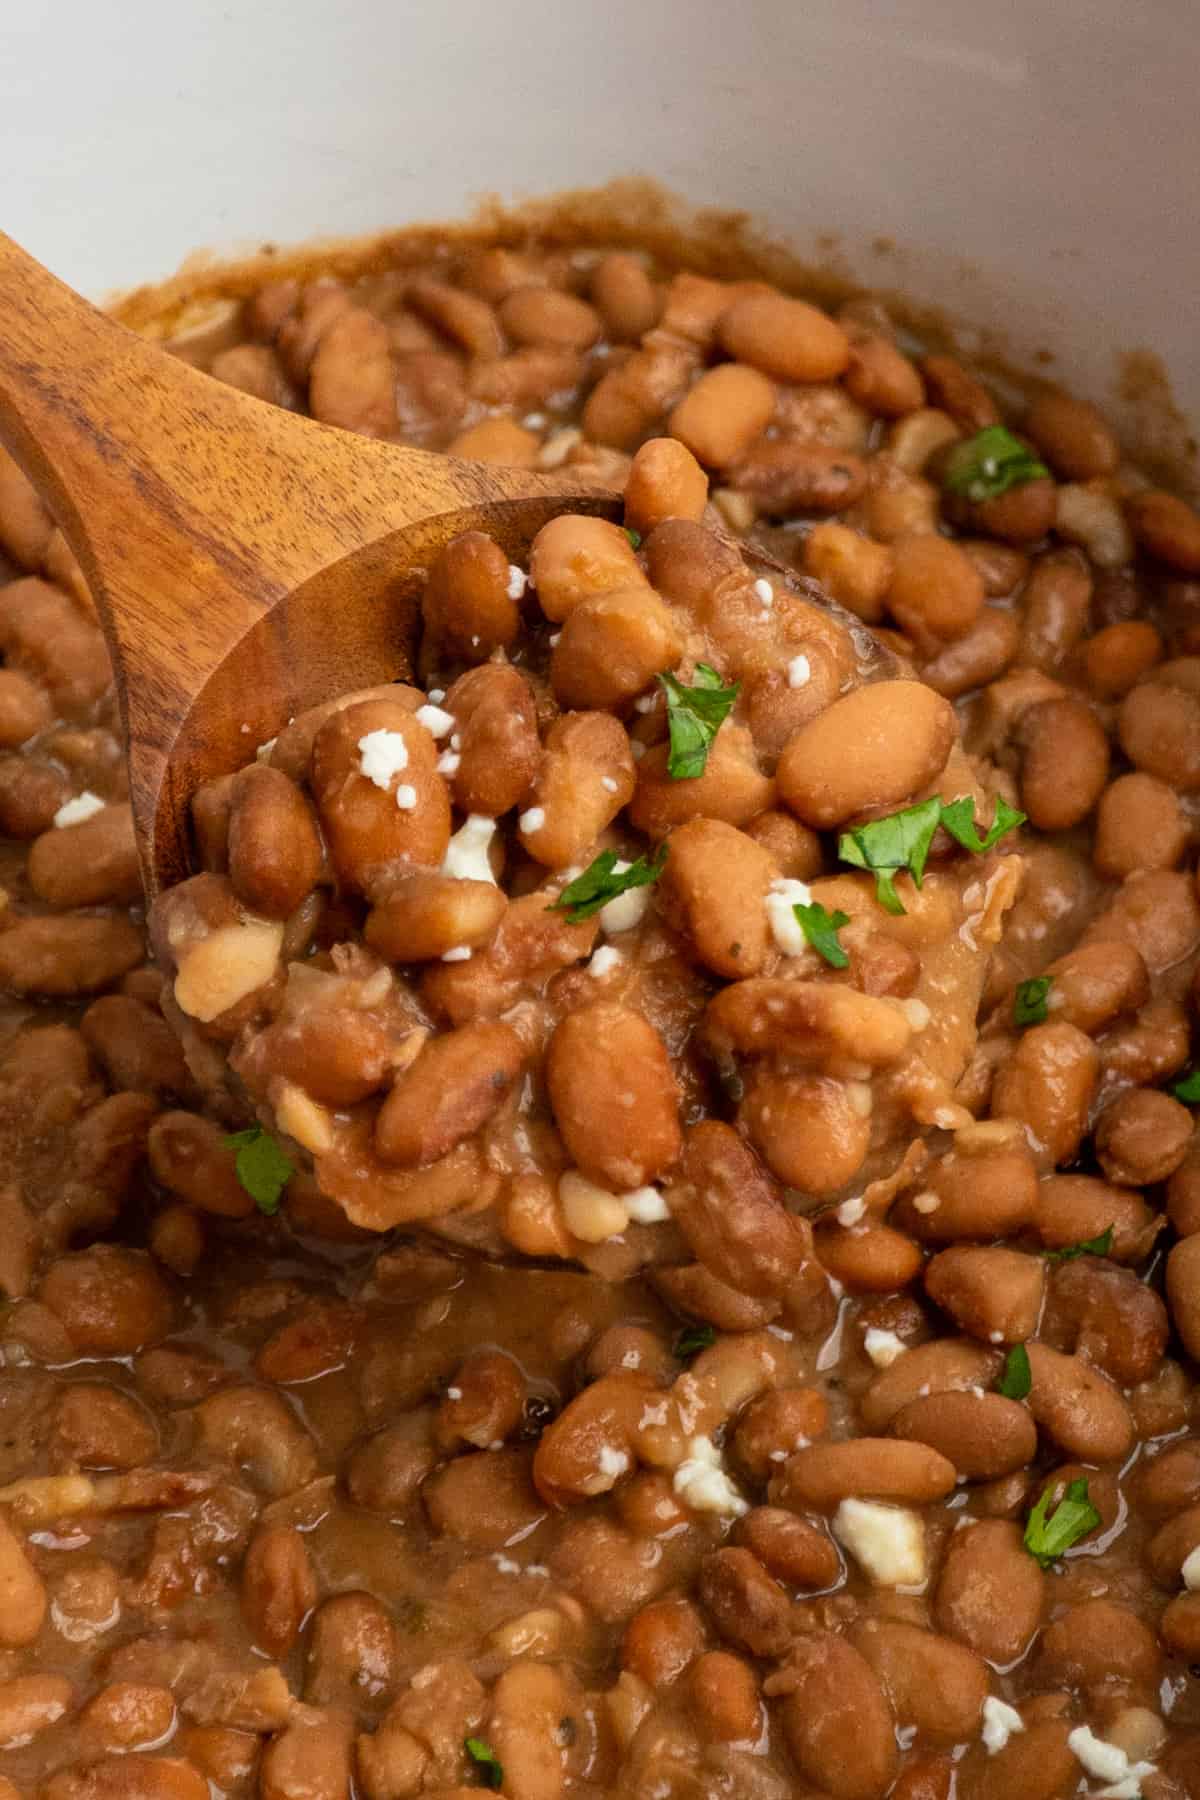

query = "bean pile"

[{"left": 1, "top": 231, "right": 1200, "bottom": 1799}]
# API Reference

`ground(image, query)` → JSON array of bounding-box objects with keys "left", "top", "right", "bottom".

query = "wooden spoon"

[{"left": 0, "top": 232, "right": 618, "bottom": 893}]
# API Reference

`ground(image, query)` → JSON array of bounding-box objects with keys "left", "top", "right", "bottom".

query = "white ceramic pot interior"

[{"left": 2, "top": 0, "right": 1197, "bottom": 473}]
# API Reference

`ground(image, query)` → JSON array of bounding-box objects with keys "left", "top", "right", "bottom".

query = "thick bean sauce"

[{"left": 2, "top": 234, "right": 1200, "bottom": 1800}]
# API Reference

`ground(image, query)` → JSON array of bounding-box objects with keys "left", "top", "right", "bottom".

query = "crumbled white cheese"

[
  {"left": 863, "top": 1328, "right": 907, "bottom": 1368},
  {"left": 601, "top": 776, "right": 619, "bottom": 793},
  {"left": 441, "top": 815, "right": 497, "bottom": 884},
  {"left": 506, "top": 564, "right": 528, "bottom": 600},
  {"left": 427, "top": 688, "right": 446, "bottom": 704},
  {"left": 901, "top": 997, "right": 932, "bottom": 1031},
  {"left": 1183, "top": 1545, "right": 1200, "bottom": 1590},
  {"left": 53, "top": 791, "right": 106, "bottom": 828},
  {"left": 415, "top": 703, "right": 455, "bottom": 739},
  {"left": 492, "top": 1554, "right": 520, "bottom": 1574},
  {"left": 441, "top": 945, "right": 472, "bottom": 963},
  {"left": 753, "top": 578, "right": 774, "bottom": 606},
  {"left": 599, "top": 865, "right": 652, "bottom": 935},
  {"left": 673, "top": 1436, "right": 748, "bottom": 1518},
  {"left": 832, "top": 1499, "right": 926, "bottom": 1587},
  {"left": 394, "top": 784, "right": 418, "bottom": 811},
  {"left": 981, "top": 1697, "right": 1025, "bottom": 1755},
  {"left": 597, "top": 1445, "right": 630, "bottom": 1482},
  {"left": 846, "top": 1081, "right": 873, "bottom": 1118},
  {"left": 357, "top": 728, "right": 409, "bottom": 789},
  {"left": 765, "top": 877, "right": 813, "bottom": 955},
  {"left": 588, "top": 945, "right": 623, "bottom": 979},
  {"left": 912, "top": 1191, "right": 940, "bottom": 1214},
  {"left": 446, "top": 1386, "right": 463, "bottom": 1400},
  {"left": 437, "top": 751, "right": 461, "bottom": 776},
  {"left": 838, "top": 1196, "right": 867, "bottom": 1227},
  {"left": 1068, "top": 1725, "right": 1156, "bottom": 1795},
  {"left": 787, "top": 654, "right": 812, "bottom": 689},
  {"left": 624, "top": 1186, "right": 670, "bottom": 1224},
  {"left": 255, "top": 736, "right": 277, "bottom": 761},
  {"left": 519, "top": 807, "right": 546, "bottom": 834}
]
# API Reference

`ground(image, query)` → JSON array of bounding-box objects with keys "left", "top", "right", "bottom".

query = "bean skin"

[
  {"left": 546, "top": 1003, "right": 681, "bottom": 1191},
  {"left": 934, "top": 1519, "right": 1044, "bottom": 1664}
]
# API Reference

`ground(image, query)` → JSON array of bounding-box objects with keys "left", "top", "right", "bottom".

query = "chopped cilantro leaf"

[
  {"left": 549, "top": 845, "right": 666, "bottom": 924},
  {"left": 1014, "top": 975, "right": 1052, "bottom": 1027},
  {"left": 1174, "top": 1069, "right": 1200, "bottom": 1104},
  {"left": 658, "top": 664, "right": 741, "bottom": 781},
  {"left": 674, "top": 1324, "right": 717, "bottom": 1360},
  {"left": 1024, "top": 1476, "right": 1100, "bottom": 1567},
  {"left": 464, "top": 1737, "right": 504, "bottom": 1789},
  {"left": 939, "top": 794, "right": 1026, "bottom": 854},
  {"left": 1045, "top": 1226, "right": 1114, "bottom": 1263},
  {"left": 838, "top": 796, "right": 943, "bottom": 916},
  {"left": 997, "top": 1343, "right": 1032, "bottom": 1400},
  {"left": 942, "top": 426, "right": 1050, "bottom": 505},
  {"left": 222, "top": 1125, "right": 294, "bottom": 1216},
  {"left": 795, "top": 901, "right": 851, "bottom": 969},
  {"left": 625, "top": 527, "right": 643, "bottom": 549}
]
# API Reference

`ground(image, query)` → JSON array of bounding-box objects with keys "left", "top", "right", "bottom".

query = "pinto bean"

[
  {"left": 0, "top": 1514, "right": 46, "bottom": 1646},
  {"left": 1017, "top": 697, "right": 1111, "bottom": 830},
  {"left": 895, "top": 1145, "right": 1038, "bottom": 1241},
  {"left": 656, "top": 818, "right": 777, "bottom": 978},
  {"left": 241, "top": 1526, "right": 317, "bottom": 1658},
  {"left": 777, "top": 680, "right": 956, "bottom": 828},
  {"left": 81, "top": 994, "right": 193, "bottom": 1100},
  {"left": 1118, "top": 678, "right": 1200, "bottom": 790},
  {"left": 194, "top": 1386, "right": 318, "bottom": 1496},
  {"left": 964, "top": 1720, "right": 1077, "bottom": 1800},
  {"left": 235, "top": 1007, "right": 398, "bottom": 1107},
  {"left": 1038, "top": 1598, "right": 1160, "bottom": 1689},
  {"left": 802, "top": 521, "right": 894, "bottom": 623},
  {"left": 1094, "top": 772, "right": 1188, "bottom": 878},
  {"left": 625, "top": 437, "right": 708, "bottom": 535},
  {"left": 668, "top": 364, "right": 776, "bottom": 468},
  {"left": 1095, "top": 1087, "right": 1192, "bottom": 1185},
  {"left": 733, "top": 1387, "right": 829, "bottom": 1481},
  {"left": 1038, "top": 1174, "right": 1160, "bottom": 1265},
  {"left": 28, "top": 803, "right": 141, "bottom": 909},
  {"left": 770, "top": 1439, "right": 956, "bottom": 1512},
  {"left": 631, "top": 721, "right": 773, "bottom": 836},
  {"left": 924, "top": 1245, "right": 1044, "bottom": 1344},
  {"left": 345, "top": 1419, "right": 437, "bottom": 1515},
  {"left": 664, "top": 1121, "right": 814, "bottom": 1298},
  {"left": 530, "top": 515, "right": 647, "bottom": 621},
  {"left": 408, "top": 276, "right": 504, "bottom": 357},
  {"left": 891, "top": 1390, "right": 1036, "bottom": 1479},
  {"left": 518, "top": 710, "right": 635, "bottom": 869},
  {"left": 443, "top": 663, "right": 541, "bottom": 818},
  {"left": 0, "top": 576, "right": 110, "bottom": 715},
  {"left": 735, "top": 1507, "right": 841, "bottom": 1590},
  {"left": 422, "top": 529, "right": 519, "bottom": 661},
  {"left": 39, "top": 1247, "right": 171, "bottom": 1355},
  {"left": 990, "top": 1021, "right": 1099, "bottom": 1169},
  {"left": 226, "top": 764, "right": 323, "bottom": 919},
  {"left": 1024, "top": 1341, "right": 1134, "bottom": 1462},
  {"left": 374, "top": 1019, "right": 524, "bottom": 1167},
  {"left": 1044, "top": 1257, "right": 1169, "bottom": 1390},
  {"left": 0, "top": 912, "right": 144, "bottom": 996},
  {"left": 919, "top": 604, "right": 1020, "bottom": 698},
  {"left": 851, "top": 1619, "right": 987, "bottom": 1744},
  {"left": 730, "top": 440, "right": 869, "bottom": 514},
  {"left": 934, "top": 1518, "right": 1044, "bottom": 1664},
  {"left": 858, "top": 1338, "right": 1001, "bottom": 1431},
  {"left": 621, "top": 1597, "right": 707, "bottom": 1688},
  {"left": 698, "top": 1548, "right": 793, "bottom": 1658},
  {"left": 1126, "top": 489, "right": 1200, "bottom": 573},
  {"left": 306, "top": 1592, "right": 397, "bottom": 1709},
  {"left": 550, "top": 584, "right": 682, "bottom": 710},
  {"left": 42, "top": 1758, "right": 211, "bottom": 1800},
  {"left": 1167, "top": 1236, "right": 1200, "bottom": 1362},
  {"left": 308, "top": 307, "right": 396, "bottom": 437},
  {"left": 546, "top": 1003, "right": 680, "bottom": 1190},
  {"left": 773, "top": 1632, "right": 897, "bottom": 1800},
  {"left": 590, "top": 251, "right": 661, "bottom": 340},
  {"left": 1025, "top": 389, "right": 1118, "bottom": 479},
  {"left": 260, "top": 1710, "right": 353, "bottom": 1800},
  {"left": 814, "top": 1221, "right": 923, "bottom": 1292},
  {"left": 425, "top": 1446, "right": 546, "bottom": 1550},
  {"left": 311, "top": 698, "right": 449, "bottom": 894}
]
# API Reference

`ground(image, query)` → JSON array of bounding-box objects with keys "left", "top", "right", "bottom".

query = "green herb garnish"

[
  {"left": 838, "top": 796, "right": 943, "bottom": 916},
  {"left": 942, "top": 426, "right": 1050, "bottom": 505},
  {"left": 549, "top": 846, "right": 667, "bottom": 925},
  {"left": 795, "top": 901, "right": 851, "bottom": 969},
  {"left": 838, "top": 793, "right": 1024, "bottom": 916},
  {"left": 674, "top": 1325, "right": 717, "bottom": 1360},
  {"left": 464, "top": 1737, "right": 504, "bottom": 1790},
  {"left": 1024, "top": 1476, "right": 1100, "bottom": 1567},
  {"left": 222, "top": 1126, "right": 294, "bottom": 1216},
  {"left": 1174, "top": 1069, "right": 1200, "bottom": 1104},
  {"left": 625, "top": 527, "right": 643, "bottom": 550},
  {"left": 997, "top": 1343, "right": 1032, "bottom": 1400},
  {"left": 939, "top": 794, "right": 1026, "bottom": 855},
  {"left": 658, "top": 664, "right": 741, "bottom": 781},
  {"left": 1014, "top": 976, "right": 1052, "bottom": 1027},
  {"left": 1045, "top": 1226, "right": 1114, "bottom": 1263}
]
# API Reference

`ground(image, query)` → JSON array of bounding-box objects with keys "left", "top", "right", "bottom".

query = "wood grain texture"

[{"left": 0, "top": 232, "right": 617, "bottom": 891}]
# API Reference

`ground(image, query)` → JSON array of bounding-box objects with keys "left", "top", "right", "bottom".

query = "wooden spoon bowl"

[{"left": 0, "top": 233, "right": 618, "bottom": 891}]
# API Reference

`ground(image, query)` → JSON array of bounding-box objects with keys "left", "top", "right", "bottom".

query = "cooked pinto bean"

[
  {"left": 546, "top": 1003, "right": 680, "bottom": 1190},
  {"left": 443, "top": 662, "right": 541, "bottom": 817},
  {"left": 311, "top": 698, "right": 449, "bottom": 893},
  {"left": 924, "top": 1245, "right": 1045, "bottom": 1344},
  {"left": 896, "top": 1145, "right": 1038, "bottom": 1241},
  {"left": 241, "top": 1525, "right": 317, "bottom": 1657},
  {"left": 1167, "top": 1236, "right": 1200, "bottom": 1361},
  {"left": 697, "top": 1548, "right": 793, "bottom": 1658},
  {"left": 624, "top": 437, "right": 708, "bottom": 534},
  {"left": 1017, "top": 696, "right": 1111, "bottom": 829},
  {"left": 550, "top": 584, "right": 682, "bottom": 710},
  {"left": 39, "top": 1247, "right": 172, "bottom": 1354},
  {"left": 194, "top": 1386, "right": 318, "bottom": 1495},
  {"left": 1038, "top": 1598, "right": 1160, "bottom": 1689},
  {"left": 777, "top": 679, "right": 956, "bottom": 827},
  {"left": 0, "top": 1515, "right": 46, "bottom": 1646},
  {"left": 518, "top": 711, "right": 636, "bottom": 869},
  {"left": 1038, "top": 1173, "right": 1161, "bottom": 1264},
  {"left": 851, "top": 1619, "right": 987, "bottom": 1744},
  {"left": 1093, "top": 771, "right": 1188, "bottom": 877},
  {"left": 226, "top": 764, "right": 323, "bottom": 919},
  {"left": 1126, "top": 489, "right": 1200, "bottom": 573},
  {"left": 630, "top": 721, "right": 773, "bottom": 835},
  {"left": 891, "top": 1390, "right": 1036, "bottom": 1479},
  {"left": 1024, "top": 1341, "right": 1135, "bottom": 1462},
  {"left": 665, "top": 1121, "right": 815, "bottom": 1297},
  {"left": 773, "top": 1632, "right": 897, "bottom": 1800},
  {"left": 375, "top": 1019, "right": 524, "bottom": 1166},
  {"left": 888, "top": 534, "right": 984, "bottom": 649},
  {"left": 770, "top": 1438, "right": 956, "bottom": 1511},
  {"left": 306, "top": 1591, "right": 397, "bottom": 1708},
  {"left": 858, "top": 1338, "right": 1001, "bottom": 1431},
  {"left": 0, "top": 911, "right": 144, "bottom": 996},
  {"left": 990, "top": 1021, "right": 1099, "bottom": 1168},
  {"left": 934, "top": 1518, "right": 1044, "bottom": 1663},
  {"left": 1095, "top": 1086, "right": 1192, "bottom": 1184},
  {"left": 668, "top": 364, "right": 776, "bottom": 467},
  {"left": 28, "top": 803, "right": 141, "bottom": 908},
  {"left": 1119, "top": 676, "right": 1200, "bottom": 789}
]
